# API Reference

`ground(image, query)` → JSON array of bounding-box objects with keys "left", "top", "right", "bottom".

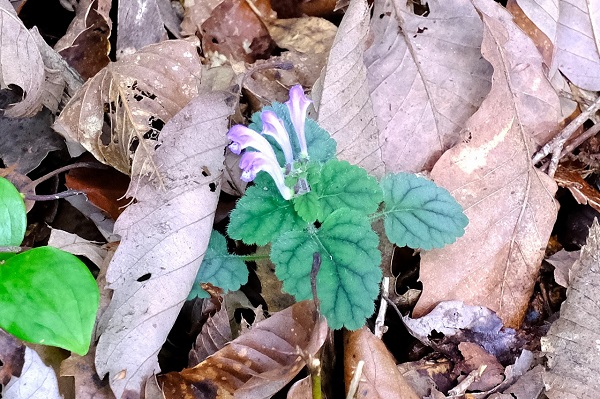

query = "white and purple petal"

[
  {"left": 285, "top": 85, "right": 312, "bottom": 157},
  {"left": 261, "top": 110, "right": 294, "bottom": 166},
  {"left": 227, "top": 125, "right": 278, "bottom": 162},
  {"left": 239, "top": 152, "right": 292, "bottom": 200}
]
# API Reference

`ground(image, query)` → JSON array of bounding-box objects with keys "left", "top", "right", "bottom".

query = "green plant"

[
  {"left": 0, "top": 177, "right": 99, "bottom": 355},
  {"left": 189, "top": 86, "right": 468, "bottom": 329}
]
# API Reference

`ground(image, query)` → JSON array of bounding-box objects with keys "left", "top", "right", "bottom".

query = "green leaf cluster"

[
  {"left": 0, "top": 177, "right": 99, "bottom": 355},
  {"left": 226, "top": 107, "right": 468, "bottom": 331}
]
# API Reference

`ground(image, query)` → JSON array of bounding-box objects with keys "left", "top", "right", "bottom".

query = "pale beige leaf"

[
  {"left": 287, "top": 376, "right": 312, "bottom": 399},
  {"left": 266, "top": 17, "right": 336, "bottom": 54},
  {"left": 414, "top": 0, "right": 560, "bottom": 328},
  {"left": 542, "top": 219, "right": 600, "bottom": 399},
  {"left": 94, "top": 91, "right": 234, "bottom": 398},
  {"left": 4, "top": 347, "right": 61, "bottom": 399},
  {"left": 159, "top": 301, "right": 328, "bottom": 399},
  {"left": 365, "top": 0, "right": 492, "bottom": 173},
  {"left": 313, "top": 0, "right": 384, "bottom": 178},
  {"left": 343, "top": 327, "right": 420, "bottom": 399},
  {"left": 516, "top": 0, "right": 600, "bottom": 90},
  {"left": 48, "top": 228, "right": 107, "bottom": 268},
  {"left": 53, "top": 39, "right": 204, "bottom": 176},
  {"left": 0, "top": 0, "right": 44, "bottom": 117}
]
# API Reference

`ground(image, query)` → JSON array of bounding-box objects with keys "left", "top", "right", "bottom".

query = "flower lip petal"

[
  {"left": 285, "top": 85, "right": 312, "bottom": 157},
  {"left": 239, "top": 151, "right": 292, "bottom": 200},
  {"left": 227, "top": 125, "right": 278, "bottom": 162},
  {"left": 261, "top": 110, "right": 294, "bottom": 165}
]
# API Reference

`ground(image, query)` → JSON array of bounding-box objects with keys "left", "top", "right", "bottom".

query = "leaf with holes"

[
  {"left": 188, "top": 230, "right": 248, "bottom": 299},
  {"left": 381, "top": 173, "right": 468, "bottom": 250},
  {"left": 271, "top": 209, "right": 382, "bottom": 330}
]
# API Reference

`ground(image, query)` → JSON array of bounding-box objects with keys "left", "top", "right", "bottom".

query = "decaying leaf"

[
  {"left": 188, "top": 300, "right": 232, "bottom": 366},
  {"left": 0, "top": 0, "right": 44, "bottom": 117},
  {"left": 60, "top": 347, "right": 113, "bottom": 399},
  {"left": 4, "top": 347, "right": 61, "bottom": 399},
  {"left": 365, "top": 0, "right": 492, "bottom": 173},
  {"left": 344, "top": 327, "right": 420, "bottom": 399},
  {"left": 53, "top": 39, "right": 204, "bottom": 176},
  {"left": 414, "top": 0, "right": 560, "bottom": 328},
  {"left": 266, "top": 17, "right": 336, "bottom": 54},
  {"left": 180, "top": 0, "right": 225, "bottom": 37},
  {"left": 116, "top": 0, "right": 170, "bottom": 58},
  {"left": 313, "top": 0, "right": 383, "bottom": 178},
  {"left": 516, "top": 0, "right": 600, "bottom": 90},
  {"left": 0, "top": 329, "right": 25, "bottom": 387},
  {"left": 542, "top": 219, "right": 600, "bottom": 398},
  {"left": 159, "top": 301, "right": 328, "bottom": 399},
  {"left": 94, "top": 92, "right": 234, "bottom": 398},
  {"left": 47, "top": 228, "right": 108, "bottom": 268},
  {"left": 545, "top": 249, "right": 579, "bottom": 288}
]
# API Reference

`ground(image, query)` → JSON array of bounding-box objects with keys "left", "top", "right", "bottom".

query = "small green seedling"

[
  {"left": 0, "top": 177, "right": 99, "bottom": 355},
  {"left": 190, "top": 86, "right": 468, "bottom": 330}
]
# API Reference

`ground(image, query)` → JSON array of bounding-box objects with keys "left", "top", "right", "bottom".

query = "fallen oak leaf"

[
  {"left": 94, "top": 91, "right": 234, "bottom": 398},
  {"left": 159, "top": 301, "right": 328, "bottom": 399}
]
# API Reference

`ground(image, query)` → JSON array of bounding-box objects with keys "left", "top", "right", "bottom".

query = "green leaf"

[
  {"left": 293, "top": 191, "right": 322, "bottom": 223},
  {"left": 188, "top": 231, "right": 248, "bottom": 299},
  {"left": 0, "top": 246, "right": 99, "bottom": 355},
  {"left": 249, "top": 102, "right": 336, "bottom": 164},
  {"left": 0, "top": 177, "right": 26, "bottom": 247},
  {"left": 228, "top": 175, "right": 306, "bottom": 245},
  {"left": 271, "top": 210, "right": 382, "bottom": 330},
  {"left": 314, "top": 160, "right": 383, "bottom": 219},
  {"left": 381, "top": 173, "right": 468, "bottom": 250}
]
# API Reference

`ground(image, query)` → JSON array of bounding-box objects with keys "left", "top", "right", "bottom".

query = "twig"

[
  {"left": 345, "top": 360, "right": 364, "bottom": 399},
  {"left": 532, "top": 95, "right": 600, "bottom": 175},
  {"left": 311, "top": 252, "right": 321, "bottom": 312},
  {"left": 239, "top": 61, "right": 294, "bottom": 93},
  {"left": 560, "top": 122, "right": 600, "bottom": 159},
  {"left": 0, "top": 246, "right": 28, "bottom": 253},
  {"left": 374, "top": 277, "right": 390, "bottom": 339},
  {"left": 448, "top": 365, "right": 487, "bottom": 396},
  {"left": 21, "top": 162, "right": 109, "bottom": 194},
  {"left": 24, "top": 189, "right": 86, "bottom": 201}
]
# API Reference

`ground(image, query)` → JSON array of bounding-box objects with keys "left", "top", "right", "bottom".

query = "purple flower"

[
  {"left": 261, "top": 110, "right": 294, "bottom": 166},
  {"left": 239, "top": 152, "right": 292, "bottom": 200},
  {"left": 227, "top": 125, "right": 277, "bottom": 161},
  {"left": 285, "top": 85, "right": 312, "bottom": 158}
]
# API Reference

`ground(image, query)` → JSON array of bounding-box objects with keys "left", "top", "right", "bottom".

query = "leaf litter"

[{"left": 2, "top": 0, "right": 600, "bottom": 397}]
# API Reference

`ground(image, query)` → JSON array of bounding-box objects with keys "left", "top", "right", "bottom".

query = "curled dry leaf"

[
  {"left": 0, "top": 0, "right": 44, "bottom": 117},
  {"left": 542, "top": 219, "right": 600, "bottom": 398},
  {"left": 53, "top": 39, "right": 204, "bottom": 177},
  {"left": 188, "top": 300, "right": 232, "bottom": 366},
  {"left": 414, "top": 0, "right": 560, "bottom": 328},
  {"left": 159, "top": 300, "right": 328, "bottom": 399},
  {"left": 365, "top": 0, "right": 492, "bottom": 173},
  {"left": 343, "top": 327, "right": 420, "bottom": 399},
  {"left": 313, "top": 0, "right": 384, "bottom": 178},
  {"left": 94, "top": 92, "right": 234, "bottom": 398}
]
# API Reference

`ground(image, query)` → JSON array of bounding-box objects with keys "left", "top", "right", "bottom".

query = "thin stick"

[
  {"left": 24, "top": 190, "right": 86, "bottom": 201},
  {"left": 532, "top": 95, "right": 600, "bottom": 166},
  {"left": 21, "top": 162, "right": 109, "bottom": 194},
  {"left": 346, "top": 360, "right": 364, "bottom": 399},
  {"left": 374, "top": 277, "right": 390, "bottom": 339},
  {"left": 311, "top": 252, "right": 321, "bottom": 312},
  {"left": 560, "top": 122, "right": 600, "bottom": 158}
]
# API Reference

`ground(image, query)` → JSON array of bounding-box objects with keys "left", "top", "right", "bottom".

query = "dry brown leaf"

[
  {"left": 180, "top": 0, "right": 225, "bottom": 37},
  {"left": 116, "top": 0, "right": 172, "bottom": 59},
  {"left": 542, "top": 219, "right": 600, "bottom": 398},
  {"left": 344, "top": 327, "right": 420, "bottom": 399},
  {"left": 286, "top": 376, "right": 312, "bottom": 399},
  {"left": 60, "top": 347, "right": 114, "bottom": 399},
  {"left": 516, "top": 0, "right": 600, "bottom": 90},
  {"left": 313, "top": 0, "right": 384, "bottom": 178},
  {"left": 457, "top": 342, "right": 505, "bottom": 392},
  {"left": 53, "top": 39, "right": 204, "bottom": 176},
  {"left": 414, "top": 0, "right": 560, "bottom": 328},
  {"left": 365, "top": 0, "right": 492, "bottom": 174},
  {"left": 0, "top": 0, "right": 44, "bottom": 117},
  {"left": 545, "top": 249, "right": 579, "bottom": 287},
  {"left": 159, "top": 300, "right": 328, "bottom": 399},
  {"left": 266, "top": 17, "right": 336, "bottom": 54},
  {"left": 0, "top": 330, "right": 25, "bottom": 387},
  {"left": 94, "top": 92, "right": 234, "bottom": 398},
  {"left": 188, "top": 301, "right": 232, "bottom": 366},
  {"left": 554, "top": 164, "right": 600, "bottom": 213}
]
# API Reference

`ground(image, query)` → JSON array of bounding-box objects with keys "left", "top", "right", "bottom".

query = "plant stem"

[
  {"left": 311, "top": 252, "right": 321, "bottom": 312},
  {"left": 238, "top": 254, "right": 270, "bottom": 262},
  {"left": 308, "top": 356, "right": 322, "bottom": 399},
  {"left": 24, "top": 190, "right": 86, "bottom": 201},
  {"left": 20, "top": 162, "right": 109, "bottom": 194}
]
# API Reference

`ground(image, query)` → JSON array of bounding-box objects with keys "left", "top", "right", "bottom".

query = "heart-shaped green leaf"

[
  {"left": 0, "top": 246, "right": 99, "bottom": 355},
  {"left": 381, "top": 173, "right": 468, "bottom": 250},
  {"left": 188, "top": 230, "right": 248, "bottom": 299},
  {"left": 271, "top": 210, "right": 382, "bottom": 330},
  {"left": 228, "top": 174, "right": 306, "bottom": 245},
  {"left": 314, "top": 159, "right": 382, "bottom": 219},
  {"left": 0, "top": 177, "right": 26, "bottom": 247}
]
